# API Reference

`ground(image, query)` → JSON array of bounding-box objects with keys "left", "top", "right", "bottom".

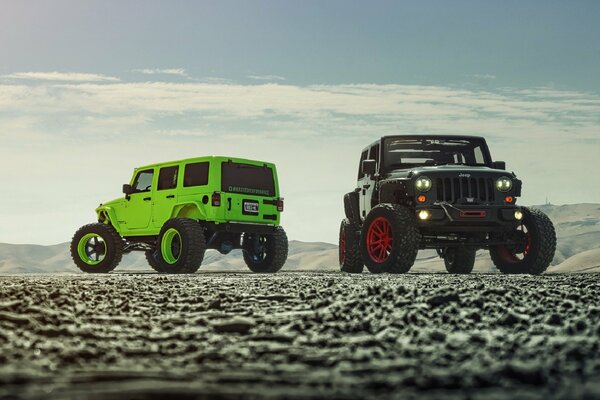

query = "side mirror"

[
  {"left": 362, "top": 159, "right": 377, "bottom": 176},
  {"left": 123, "top": 184, "right": 134, "bottom": 195},
  {"left": 492, "top": 161, "right": 506, "bottom": 170}
]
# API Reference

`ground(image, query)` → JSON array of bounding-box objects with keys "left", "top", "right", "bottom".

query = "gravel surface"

[{"left": 0, "top": 272, "right": 599, "bottom": 399}]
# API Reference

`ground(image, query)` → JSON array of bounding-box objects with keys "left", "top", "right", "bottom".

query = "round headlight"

[
  {"left": 415, "top": 176, "right": 432, "bottom": 192},
  {"left": 495, "top": 177, "right": 512, "bottom": 192}
]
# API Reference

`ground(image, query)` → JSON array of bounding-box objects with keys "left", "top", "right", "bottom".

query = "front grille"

[{"left": 436, "top": 177, "right": 495, "bottom": 203}]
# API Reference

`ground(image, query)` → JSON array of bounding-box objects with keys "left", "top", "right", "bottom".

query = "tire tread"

[
  {"left": 243, "top": 227, "right": 288, "bottom": 273},
  {"left": 444, "top": 247, "right": 476, "bottom": 274},
  {"left": 156, "top": 218, "right": 206, "bottom": 274},
  {"left": 360, "top": 204, "right": 420, "bottom": 274},
  {"left": 340, "top": 219, "right": 363, "bottom": 273},
  {"left": 70, "top": 223, "right": 124, "bottom": 273},
  {"left": 490, "top": 208, "right": 556, "bottom": 274}
]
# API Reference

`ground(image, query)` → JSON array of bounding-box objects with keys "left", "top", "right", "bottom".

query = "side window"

[
  {"left": 184, "top": 162, "right": 209, "bottom": 187},
  {"left": 157, "top": 166, "right": 178, "bottom": 191},
  {"left": 357, "top": 150, "right": 368, "bottom": 179},
  {"left": 453, "top": 153, "right": 466, "bottom": 163},
  {"left": 474, "top": 146, "right": 485, "bottom": 164},
  {"left": 132, "top": 170, "right": 154, "bottom": 193},
  {"left": 369, "top": 144, "right": 380, "bottom": 167}
]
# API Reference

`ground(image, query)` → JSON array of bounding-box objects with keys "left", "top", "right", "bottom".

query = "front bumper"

[{"left": 415, "top": 204, "right": 522, "bottom": 232}]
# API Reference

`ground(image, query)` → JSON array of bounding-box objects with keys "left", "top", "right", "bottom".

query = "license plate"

[{"left": 243, "top": 200, "right": 259, "bottom": 215}]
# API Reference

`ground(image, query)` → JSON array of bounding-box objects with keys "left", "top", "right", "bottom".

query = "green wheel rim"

[
  {"left": 77, "top": 233, "right": 107, "bottom": 265},
  {"left": 161, "top": 228, "right": 182, "bottom": 265}
]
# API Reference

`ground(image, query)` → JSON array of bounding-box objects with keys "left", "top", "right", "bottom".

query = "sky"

[{"left": 0, "top": 0, "right": 599, "bottom": 245}]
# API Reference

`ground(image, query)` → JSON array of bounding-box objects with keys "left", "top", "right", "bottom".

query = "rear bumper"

[
  {"left": 415, "top": 204, "right": 522, "bottom": 233},
  {"left": 204, "top": 221, "right": 279, "bottom": 235}
]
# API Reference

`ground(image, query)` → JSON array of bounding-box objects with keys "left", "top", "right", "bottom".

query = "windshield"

[
  {"left": 382, "top": 137, "right": 491, "bottom": 171},
  {"left": 221, "top": 162, "right": 275, "bottom": 197}
]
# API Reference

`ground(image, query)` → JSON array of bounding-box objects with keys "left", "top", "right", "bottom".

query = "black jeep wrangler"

[{"left": 340, "top": 135, "right": 556, "bottom": 274}]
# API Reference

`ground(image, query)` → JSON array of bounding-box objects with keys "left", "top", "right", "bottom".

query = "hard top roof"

[
  {"left": 135, "top": 155, "right": 274, "bottom": 171},
  {"left": 363, "top": 134, "right": 487, "bottom": 151}
]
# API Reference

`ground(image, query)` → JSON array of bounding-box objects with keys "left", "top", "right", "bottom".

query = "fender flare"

[
  {"left": 95, "top": 206, "right": 121, "bottom": 232},
  {"left": 170, "top": 202, "right": 208, "bottom": 221},
  {"left": 344, "top": 191, "right": 361, "bottom": 222}
]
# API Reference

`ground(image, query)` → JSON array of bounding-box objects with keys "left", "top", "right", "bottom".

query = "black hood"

[{"left": 383, "top": 165, "right": 514, "bottom": 181}]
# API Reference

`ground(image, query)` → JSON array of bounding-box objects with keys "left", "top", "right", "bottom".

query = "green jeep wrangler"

[{"left": 71, "top": 156, "right": 288, "bottom": 274}]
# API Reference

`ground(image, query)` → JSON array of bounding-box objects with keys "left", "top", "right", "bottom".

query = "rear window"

[
  {"left": 184, "top": 162, "right": 209, "bottom": 187},
  {"left": 221, "top": 162, "right": 275, "bottom": 197}
]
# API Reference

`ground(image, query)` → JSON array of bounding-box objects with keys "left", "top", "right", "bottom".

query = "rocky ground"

[{"left": 0, "top": 272, "right": 598, "bottom": 400}]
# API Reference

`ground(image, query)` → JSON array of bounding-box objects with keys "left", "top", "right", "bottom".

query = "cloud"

[
  {"left": 133, "top": 68, "right": 189, "bottom": 77},
  {"left": 2, "top": 71, "right": 119, "bottom": 82},
  {"left": 0, "top": 79, "right": 598, "bottom": 146},
  {"left": 248, "top": 75, "right": 286, "bottom": 81},
  {"left": 1, "top": 82, "right": 597, "bottom": 141},
  {"left": 200, "top": 77, "right": 233, "bottom": 84},
  {"left": 472, "top": 74, "right": 496, "bottom": 80}
]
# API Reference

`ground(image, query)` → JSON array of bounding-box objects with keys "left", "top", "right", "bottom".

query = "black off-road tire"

[
  {"left": 71, "top": 223, "right": 124, "bottom": 273},
  {"left": 490, "top": 207, "right": 556, "bottom": 275},
  {"left": 242, "top": 226, "right": 288, "bottom": 273},
  {"left": 156, "top": 218, "right": 206, "bottom": 274},
  {"left": 344, "top": 192, "right": 360, "bottom": 224},
  {"left": 360, "top": 204, "right": 420, "bottom": 274},
  {"left": 339, "top": 219, "right": 363, "bottom": 273},
  {"left": 145, "top": 250, "right": 164, "bottom": 273},
  {"left": 444, "top": 247, "right": 476, "bottom": 274}
]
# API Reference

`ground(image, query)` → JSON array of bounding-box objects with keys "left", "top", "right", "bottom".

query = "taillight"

[
  {"left": 211, "top": 192, "right": 221, "bottom": 207},
  {"left": 277, "top": 198, "right": 284, "bottom": 212}
]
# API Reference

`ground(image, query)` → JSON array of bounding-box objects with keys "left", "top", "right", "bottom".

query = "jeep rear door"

[{"left": 221, "top": 161, "right": 279, "bottom": 224}]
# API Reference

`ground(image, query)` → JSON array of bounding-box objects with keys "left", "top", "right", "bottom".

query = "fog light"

[
  {"left": 418, "top": 210, "right": 430, "bottom": 220},
  {"left": 514, "top": 210, "right": 523, "bottom": 221}
]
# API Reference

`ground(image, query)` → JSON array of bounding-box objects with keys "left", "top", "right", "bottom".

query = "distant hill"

[
  {"left": 0, "top": 241, "right": 340, "bottom": 274},
  {"left": 1, "top": 204, "right": 598, "bottom": 274}
]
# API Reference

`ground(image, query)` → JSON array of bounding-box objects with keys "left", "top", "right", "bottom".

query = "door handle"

[
  {"left": 363, "top": 184, "right": 371, "bottom": 189},
  {"left": 166, "top": 195, "right": 175, "bottom": 199},
  {"left": 143, "top": 197, "right": 151, "bottom": 201},
  {"left": 227, "top": 198, "right": 232, "bottom": 211}
]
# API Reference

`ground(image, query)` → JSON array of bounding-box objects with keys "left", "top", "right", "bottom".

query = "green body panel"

[{"left": 96, "top": 156, "right": 281, "bottom": 237}]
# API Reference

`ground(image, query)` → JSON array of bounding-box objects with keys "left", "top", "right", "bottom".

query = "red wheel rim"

[
  {"left": 339, "top": 226, "right": 346, "bottom": 265},
  {"left": 496, "top": 225, "right": 532, "bottom": 264},
  {"left": 367, "top": 217, "right": 393, "bottom": 263},
  {"left": 524, "top": 233, "right": 532, "bottom": 254}
]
